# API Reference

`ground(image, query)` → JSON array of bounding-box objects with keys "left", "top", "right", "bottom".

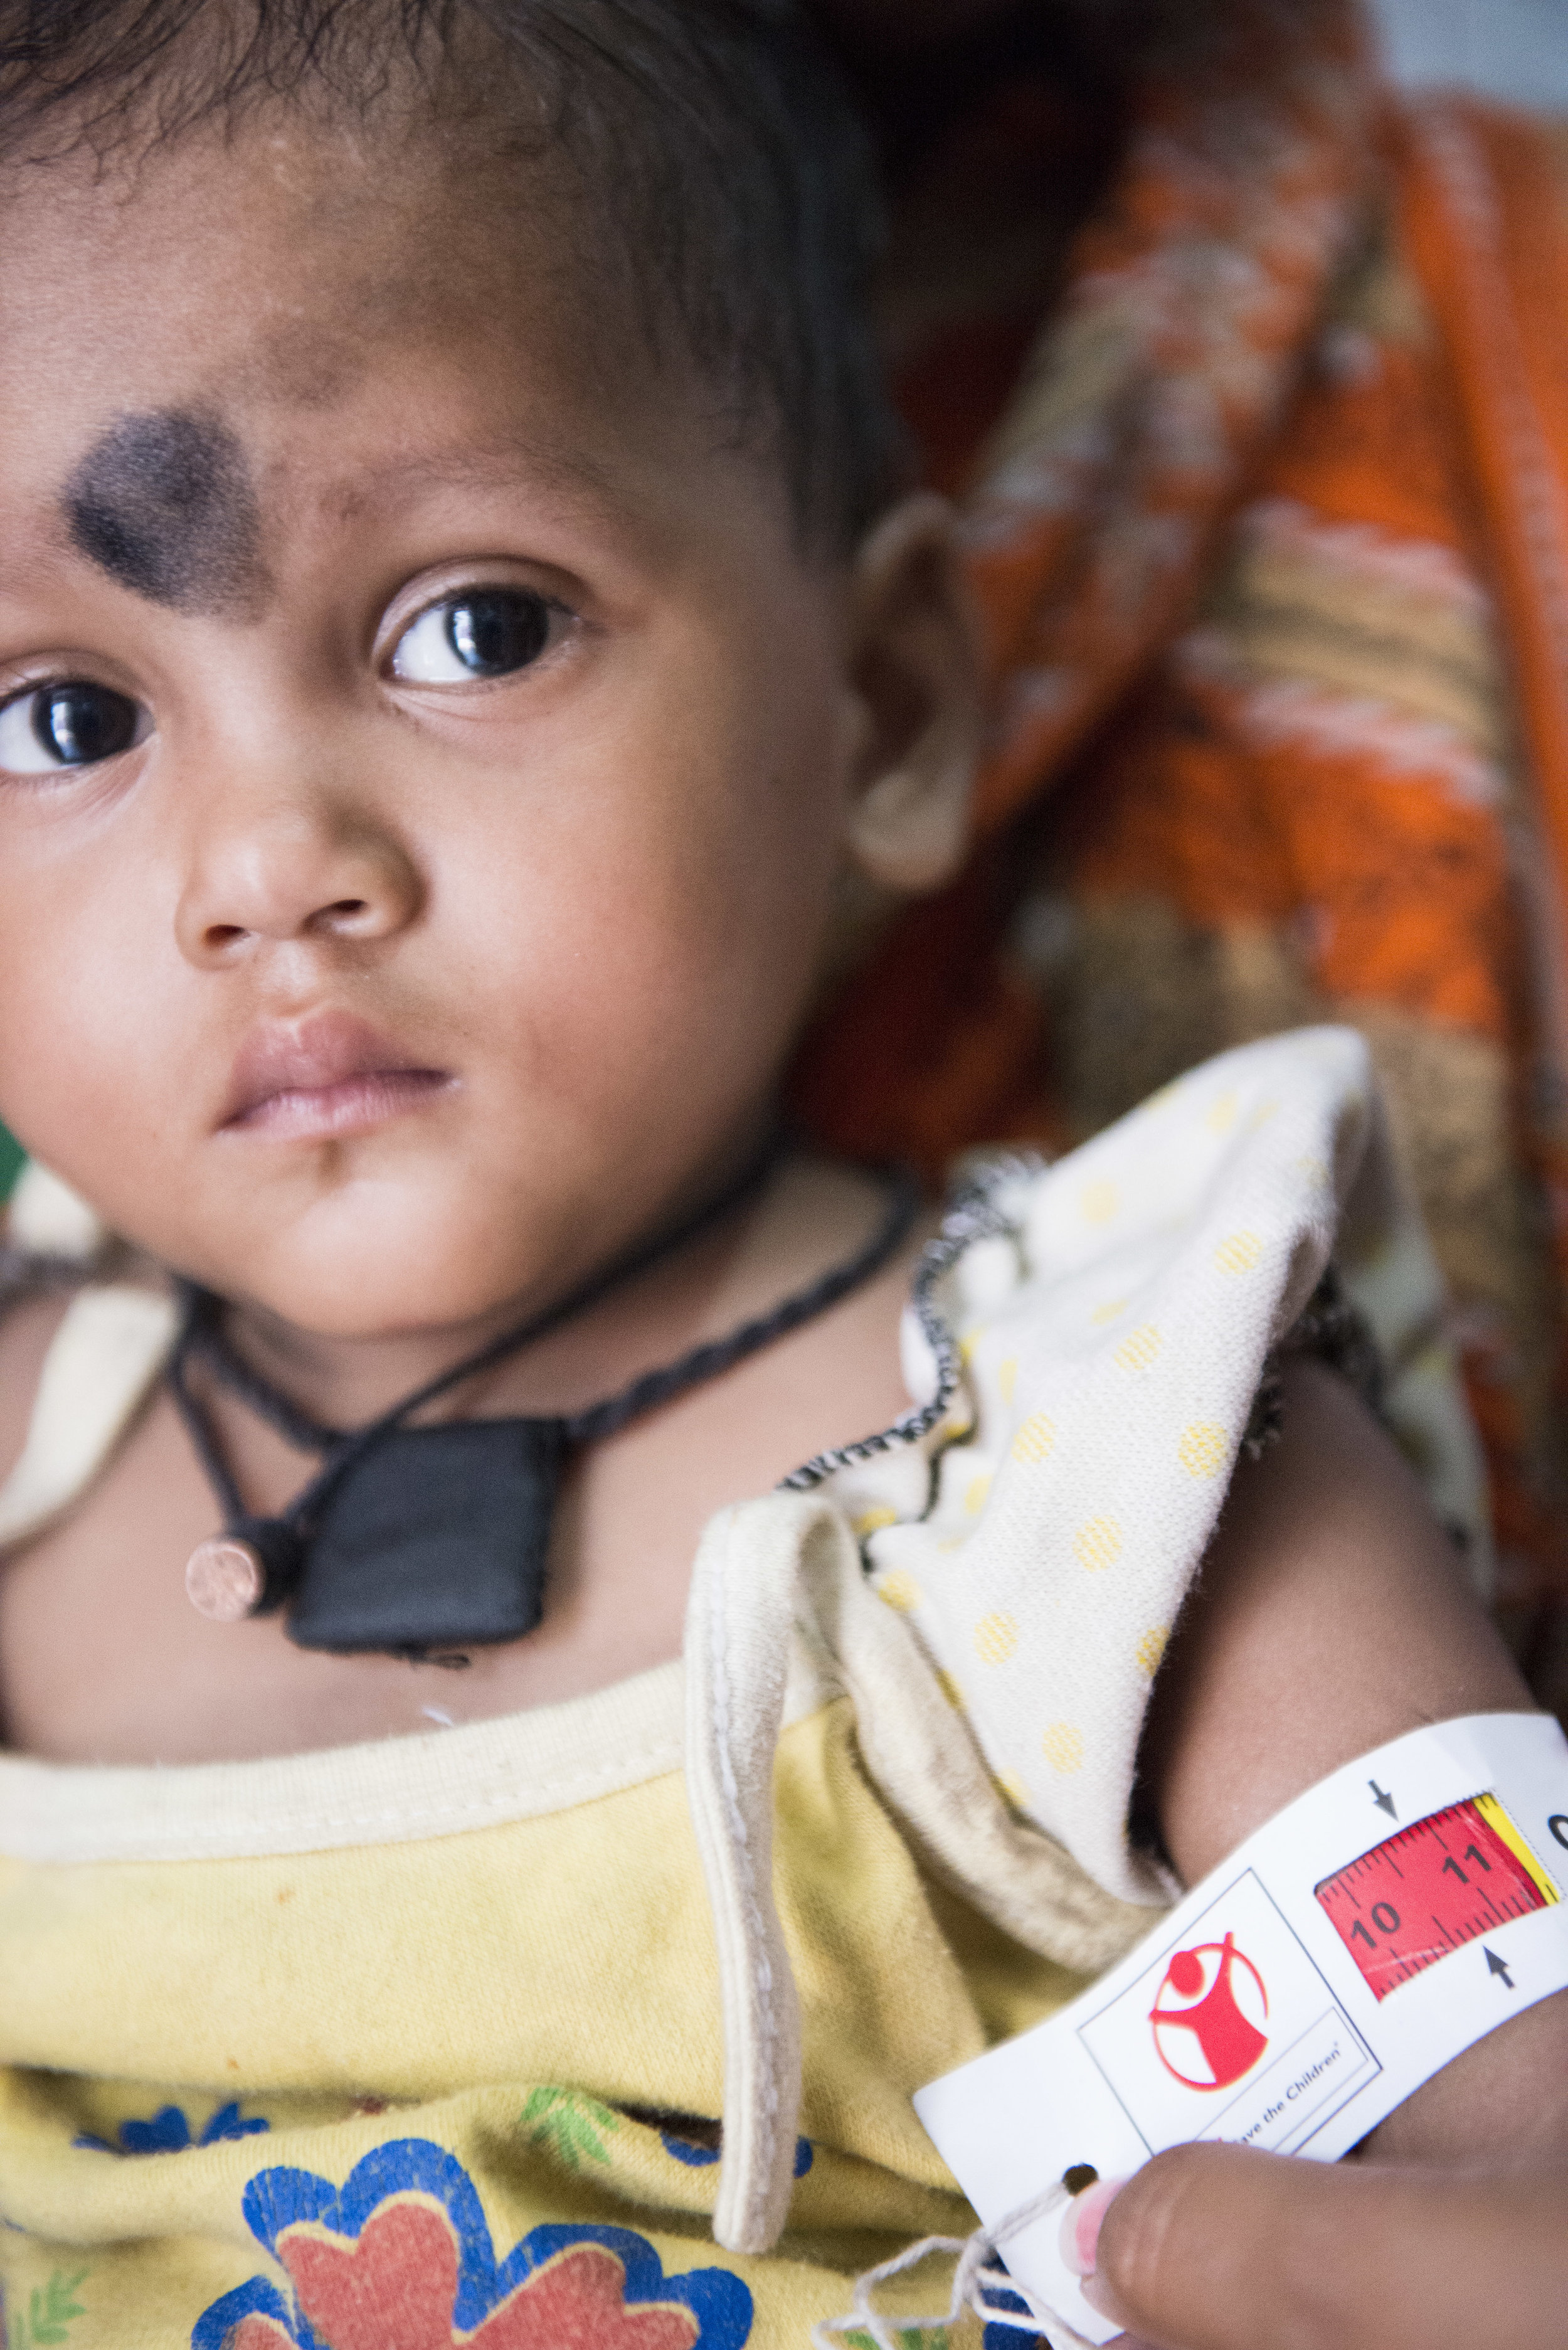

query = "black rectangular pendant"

[{"left": 285, "top": 1417, "right": 564, "bottom": 1656}]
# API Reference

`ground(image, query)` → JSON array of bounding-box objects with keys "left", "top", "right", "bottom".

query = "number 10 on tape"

[
  {"left": 914, "top": 1715, "right": 1568, "bottom": 2347},
  {"left": 1316, "top": 1790, "right": 1557, "bottom": 2000}
]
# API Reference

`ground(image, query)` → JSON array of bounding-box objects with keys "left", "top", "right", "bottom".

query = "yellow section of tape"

[{"left": 1475, "top": 1790, "right": 1560, "bottom": 1904}]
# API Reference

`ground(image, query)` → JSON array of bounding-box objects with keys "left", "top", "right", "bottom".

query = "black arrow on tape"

[
  {"left": 1370, "top": 1780, "right": 1397, "bottom": 1818},
  {"left": 1484, "top": 1947, "right": 1515, "bottom": 1989}
]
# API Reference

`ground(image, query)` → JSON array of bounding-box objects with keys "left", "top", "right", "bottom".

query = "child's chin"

[
  {"left": 246, "top": 1255, "right": 529, "bottom": 1342},
  {"left": 199, "top": 1196, "right": 541, "bottom": 1341}
]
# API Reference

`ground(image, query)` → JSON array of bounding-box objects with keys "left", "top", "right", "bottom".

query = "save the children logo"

[
  {"left": 1149, "top": 1932, "right": 1269, "bottom": 2090},
  {"left": 1079, "top": 1874, "right": 1372, "bottom": 2157}
]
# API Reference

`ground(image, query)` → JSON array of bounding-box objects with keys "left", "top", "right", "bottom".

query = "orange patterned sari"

[{"left": 797, "top": 0, "right": 1568, "bottom": 1673}]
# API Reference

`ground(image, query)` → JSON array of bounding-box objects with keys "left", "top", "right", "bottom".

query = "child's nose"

[{"left": 175, "top": 805, "right": 423, "bottom": 964}]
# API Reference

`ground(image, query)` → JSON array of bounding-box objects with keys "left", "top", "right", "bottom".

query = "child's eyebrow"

[{"left": 323, "top": 437, "right": 626, "bottom": 532}]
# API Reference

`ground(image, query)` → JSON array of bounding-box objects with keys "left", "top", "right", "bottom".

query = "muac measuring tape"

[{"left": 914, "top": 1711, "right": 1568, "bottom": 2347}]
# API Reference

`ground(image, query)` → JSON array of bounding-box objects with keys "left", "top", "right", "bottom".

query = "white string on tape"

[
  {"left": 915, "top": 1711, "right": 1568, "bottom": 2346},
  {"left": 810, "top": 2185, "right": 1070, "bottom": 2350}
]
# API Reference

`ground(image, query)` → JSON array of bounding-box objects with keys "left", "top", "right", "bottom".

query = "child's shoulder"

[
  {"left": 0, "top": 1285, "right": 74, "bottom": 1491},
  {"left": 0, "top": 1164, "right": 178, "bottom": 1524}
]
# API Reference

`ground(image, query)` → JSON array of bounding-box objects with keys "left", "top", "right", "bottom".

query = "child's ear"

[{"left": 840, "top": 491, "right": 983, "bottom": 895}]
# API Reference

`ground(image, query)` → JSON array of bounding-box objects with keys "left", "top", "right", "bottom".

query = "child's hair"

[{"left": 0, "top": 0, "right": 900, "bottom": 548}]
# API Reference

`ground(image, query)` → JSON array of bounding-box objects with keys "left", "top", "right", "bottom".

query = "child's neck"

[
  {"left": 0, "top": 1151, "right": 928, "bottom": 1763},
  {"left": 203, "top": 1149, "right": 896, "bottom": 1438}
]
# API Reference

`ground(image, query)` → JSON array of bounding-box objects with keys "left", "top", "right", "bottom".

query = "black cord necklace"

[{"left": 170, "top": 1146, "right": 921, "bottom": 1659}]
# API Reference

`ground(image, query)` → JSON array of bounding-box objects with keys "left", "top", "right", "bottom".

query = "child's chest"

[{"left": 0, "top": 1258, "right": 918, "bottom": 1765}]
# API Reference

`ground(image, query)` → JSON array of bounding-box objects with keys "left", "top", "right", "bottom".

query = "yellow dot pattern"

[
  {"left": 1011, "top": 1412, "right": 1056, "bottom": 1465},
  {"left": 1114, "top": 1324, "right": 1162, "bottom": 1373},
  {"left": 820, "top": 1041, "right": 1366, "bottom": 1881},
  {"left": 1136, "top": 1625, "right": 1169, "bottom": 1679},
  {"left": 853, "top": 1504, "right": 899, "bottom": 1540},
  {"left": 1214, "top": 1231, "right": 1263, "bottom": 1276},
  {"left": 1074, "top": 1516, "right": 1123, "bottom": 1572},
  {"left": 1179, "top": 1422, "right": 1229, "bottom": 1479},
  {"left": 973, "top": 1612, "right": 1020, "bottom": 1666}
]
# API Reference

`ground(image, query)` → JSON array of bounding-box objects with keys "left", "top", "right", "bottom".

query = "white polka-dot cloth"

[{"left": 824, "top": 1026, "right": 1490, "bottom": 1905}]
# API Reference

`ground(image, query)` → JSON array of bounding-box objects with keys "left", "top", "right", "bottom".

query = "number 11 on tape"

[
  {"left": 1316, "top": 1790, "right": 1557, "bottom": 2000},
  {"left": 914, "top": 1715, "right": 1568, "bottom": 2347}
]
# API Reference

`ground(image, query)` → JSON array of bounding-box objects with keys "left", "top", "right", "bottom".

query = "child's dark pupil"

[
  {"left": 445, "top": 590, "right": 548, "bottom": 676},
  {"left": 34, "top": 683, "right": 138, "bottom": 767}
]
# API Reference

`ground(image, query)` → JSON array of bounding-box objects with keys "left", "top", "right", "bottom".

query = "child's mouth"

[{"left": 221, "top": 1013, "right": 453, "bottom": 1140}]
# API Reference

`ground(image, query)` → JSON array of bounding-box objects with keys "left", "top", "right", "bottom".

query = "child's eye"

[
  {"left": 389, "top": 588, "right": 556, "bottom": 685},
  {"left": 0, "top": 680, "right": 146, "bottom": 774}
]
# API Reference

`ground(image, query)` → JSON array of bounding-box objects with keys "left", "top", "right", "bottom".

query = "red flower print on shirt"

[
  {"left": 228, "top": 2197, "right": 698, "bottom": 2350},
  {"left": 194, "top": 2136, "right": 752, "bottom": 2350}
]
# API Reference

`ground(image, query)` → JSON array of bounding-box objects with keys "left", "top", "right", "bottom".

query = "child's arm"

[{"left": 1140, "top": 1356, "right": 1568, "bottom": 2165}]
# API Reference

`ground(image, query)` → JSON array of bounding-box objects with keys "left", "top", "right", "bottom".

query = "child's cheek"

[{"left": 0, "top": 849, "right": 188, "bottom": 1191}]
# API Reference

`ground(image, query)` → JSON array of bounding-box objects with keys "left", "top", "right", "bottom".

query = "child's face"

[{"left": 0, "top": 122, "right": 974, "bottom": 1337}]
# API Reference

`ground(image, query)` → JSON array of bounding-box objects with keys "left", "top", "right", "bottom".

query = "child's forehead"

[
  {"left": 4, "top": 120, "right": 584, "bottom": 401},
  {"left": 0, "top": 122, "right": 770, "bottom": 578}
]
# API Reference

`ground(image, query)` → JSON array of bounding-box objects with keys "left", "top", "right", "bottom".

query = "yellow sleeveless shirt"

[{"left": 0, "top": 1034, "right": 1485, "bottom": 2349}]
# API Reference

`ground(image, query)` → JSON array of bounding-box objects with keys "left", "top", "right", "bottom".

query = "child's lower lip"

[{"left": 224, "top": 1069, "right": 453, "bottom": 1139}]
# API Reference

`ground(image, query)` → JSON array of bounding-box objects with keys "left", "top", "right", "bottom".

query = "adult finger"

[{"left": 1080, "top": 2142, "right": 1568, "bottom": 2350}]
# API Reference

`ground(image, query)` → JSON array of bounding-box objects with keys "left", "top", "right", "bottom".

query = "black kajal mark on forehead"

[{"left": 63, "top": 409, "right": 267, "bottom": 617}]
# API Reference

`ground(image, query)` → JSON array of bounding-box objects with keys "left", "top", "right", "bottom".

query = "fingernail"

[{"left": 1059, "top": 2176, "right": 1130, "bottom": 2278}]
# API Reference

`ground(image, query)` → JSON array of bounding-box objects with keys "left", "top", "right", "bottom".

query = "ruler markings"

[{"left": 1316, "top": 1794, "right": 1558, "bottom": 2001}]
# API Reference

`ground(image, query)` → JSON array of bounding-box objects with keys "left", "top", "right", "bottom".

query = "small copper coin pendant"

[{"left": 184, "top": 1535, "right": 265, "bottom": 1623}]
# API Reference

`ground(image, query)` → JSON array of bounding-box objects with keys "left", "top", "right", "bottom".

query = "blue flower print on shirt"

[
  {"left": 983, "top": 2266, "right": 1057, "bottom": 2348},
  {"left": 985, "top": 2304, "right": 1042, "bottom": 2348},
  {"left": 190, "top": 2135, "right": 754, "bottom": 2350},
  {"left": 74, "top": 2102, "right": 270, "bottom": 2156},
  {"left": 660, "top": 2129, "right": 813, "bottom": 2177}
]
